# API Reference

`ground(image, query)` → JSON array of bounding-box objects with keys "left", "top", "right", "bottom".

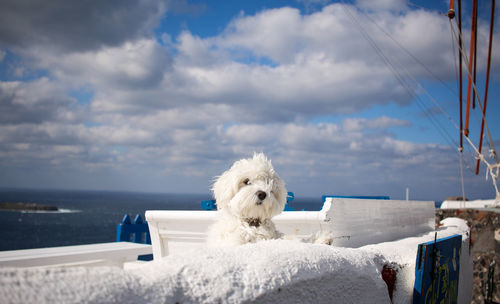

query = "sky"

[{"left": 0, "top": 0, "right": 499, "bottom": 201}]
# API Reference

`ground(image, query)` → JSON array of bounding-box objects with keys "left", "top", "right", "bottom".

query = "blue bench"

[{"left": 116, "top": 214, "right": 152, "bottom": 261}]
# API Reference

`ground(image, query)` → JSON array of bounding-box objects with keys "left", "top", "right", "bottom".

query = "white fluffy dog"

[{"left": 207, "top": 153, "right": 332, "bottom": 246}]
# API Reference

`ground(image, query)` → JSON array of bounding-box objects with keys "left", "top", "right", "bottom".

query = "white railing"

[{"left": 0, "top": 242, "right": 152, "bottom": 268}]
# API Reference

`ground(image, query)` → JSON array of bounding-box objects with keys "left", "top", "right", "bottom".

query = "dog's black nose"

[{"left": 256, "top": 191, "right": 267, "bottom": 201}]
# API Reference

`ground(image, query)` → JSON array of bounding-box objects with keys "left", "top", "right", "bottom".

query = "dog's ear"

[
  {"left": 271, "top": 177, "right": 288, "bottom": 216},
  {"left": 212, "top": 169, "right": 237, "bottom": 210}
]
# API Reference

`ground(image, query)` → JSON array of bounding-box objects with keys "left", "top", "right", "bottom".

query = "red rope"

[
  {"left": 464, "top": 0, "right": 478, "bottom": 137},
  {"left": 475, "top": 0, "right": 496, "bottom": 175},
  {"left": 458, "top": 0, "right": 463, "bottom": 150}
]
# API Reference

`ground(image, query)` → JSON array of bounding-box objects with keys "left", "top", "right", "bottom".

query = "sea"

[{"left": 0, "top": 188, "right": 324, "bottom": 251}]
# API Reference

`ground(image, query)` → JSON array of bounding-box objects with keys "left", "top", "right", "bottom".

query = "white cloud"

[
  {"left": 0, "top": 78, "right": 82, "bottom": 125},
  {"left": 5, "top": 2, "right": 461, "bottom": 120},
  {"left": 342, "top": 116, "right": 410, "bottom": 132},
  {"left": 36, "top": 39, "right": 171, "bottom": 90},
  {"left": 355, "top": 0, "right": 407, "bottom": 12},
  {"left": 0, "top": 1, "right": 497, "bottom": 199},
  {"left": 0, "top": 0, "right": 167, "bottom": 52},
  {"left": 220, "top": 7, "right": 303, "bottom": 64}
]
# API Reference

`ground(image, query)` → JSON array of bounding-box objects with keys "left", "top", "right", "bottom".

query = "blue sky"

[{"left": 0, "top": 0, "right": 499, "bottom": 201}]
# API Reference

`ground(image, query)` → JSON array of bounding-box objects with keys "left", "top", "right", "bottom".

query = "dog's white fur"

[{"left": 207, "top": 153, "right": 332, "bottom": 246}]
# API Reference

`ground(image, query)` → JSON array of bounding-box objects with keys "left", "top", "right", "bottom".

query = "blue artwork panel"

[{"left": 413, "top": 234, "right": 462, "bottom": 304}]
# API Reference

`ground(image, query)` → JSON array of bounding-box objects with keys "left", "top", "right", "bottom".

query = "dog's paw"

[{"left": 313, "top": 230, "right": 334, "bottom": 245}]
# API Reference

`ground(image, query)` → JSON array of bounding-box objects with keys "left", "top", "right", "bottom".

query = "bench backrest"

[
  {"left": 146, "top": 198, "right": 435, "bottom": 260},
  {"left": 116, "top": 214, "right": 153, "bottom": 261}
]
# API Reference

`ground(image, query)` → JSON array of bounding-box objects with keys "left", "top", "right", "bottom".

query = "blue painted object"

[
  {"left": 322, "top": 195, "right": 390, "bottom": 202},
  {"left": 201, "top": 199, "right": 217, "bottom": 210},
  {"left": 413, "top": 234, "right": 462, "bottom": 304},
  {"left": 116, "top": 214, "right": 153, "bottom": 261},
  {"left": 284, "top": 192, "right": 298, "bottom": 211}
]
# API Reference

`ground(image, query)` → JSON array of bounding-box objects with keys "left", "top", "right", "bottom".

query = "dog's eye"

[{"left": 243, "top": 178, "right": 250, "bottom": 185}]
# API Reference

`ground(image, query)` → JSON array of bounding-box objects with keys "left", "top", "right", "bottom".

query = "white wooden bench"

[
  {"left": 0, "top": 242, "right": 152, "bottom": 268},
  {"left": 146, "top": 197, "right": 435, "bottom": 259}
]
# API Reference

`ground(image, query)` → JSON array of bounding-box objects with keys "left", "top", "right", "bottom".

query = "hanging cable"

[
  {"left": 464, "top": 135, "right": 500, "bottom": 199},
  {"left": 459, "top": 151, "right": 466, "bottom": 205},
  {"left": 448, "top": 3, "right": 468, "bottom": 203},
  {"left": 342, "top": 2, "right": 460, "bottom": 149},
  {"left": 344, "top": 3, "right": 462, "bottom": 155},
  {"left": 361, "top": 5, "right": 459, "bottom": 98}
]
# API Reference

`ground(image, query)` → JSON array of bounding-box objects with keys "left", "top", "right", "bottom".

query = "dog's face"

[{"left": 212, "top": 153, "right": 287, "bottom": 220}]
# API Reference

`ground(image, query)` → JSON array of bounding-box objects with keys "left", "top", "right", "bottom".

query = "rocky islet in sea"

[{"left": 0, "top": 202, "right": 58, "bottom": 211}]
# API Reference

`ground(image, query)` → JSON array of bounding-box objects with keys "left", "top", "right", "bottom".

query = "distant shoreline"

[{"left": 0, "top": 202, "right": 58, "bottom": 212}]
